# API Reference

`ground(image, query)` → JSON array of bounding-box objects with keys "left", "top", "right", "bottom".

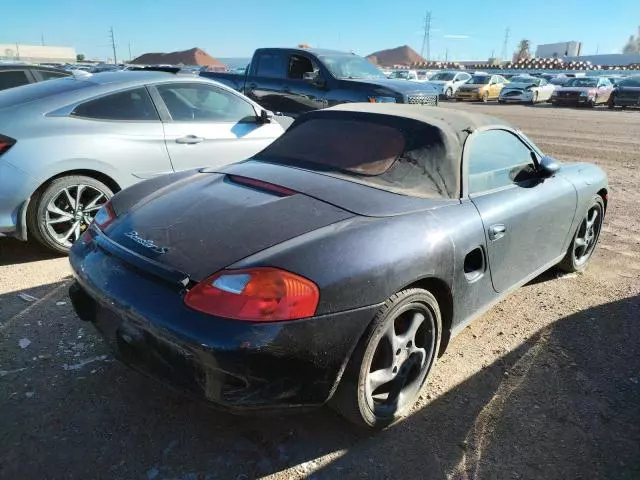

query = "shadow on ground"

[
  {"left": 0, "top": 238, "right": 62, "bottom": 267},
  {"left": 1, "top": 286, "right": 638, "bottom": 479}
]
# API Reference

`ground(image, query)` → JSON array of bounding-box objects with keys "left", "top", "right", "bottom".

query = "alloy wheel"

[
  {"left": 364, "top": 303, "right": 436, "bottom": 417},
  {"left": 572, "top": 203, "right": 603, "bottom": 267},
  {"left": 44, "top": 184, "right": 108, "bottom": 248}
]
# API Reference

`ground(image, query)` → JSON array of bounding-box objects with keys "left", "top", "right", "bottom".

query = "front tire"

[
  {"left": 444, "top": 88, "right": 453, "bottom": 100},
  {"left": 330, "top": 289, "right": 442, "bottom": 429},
  {"left": 481, "top": 91, "right": 489, "bottom": 103},
  {"left": 558, "top": 195, "right": 604, "bottom": 272},
  {"left": 28, "top": 175, "right": 113, "bottom": 254}
]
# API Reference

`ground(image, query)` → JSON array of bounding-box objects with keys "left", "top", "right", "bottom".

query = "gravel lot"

[{"left": 1, "top": 103, "right": 639, "bottom": 480}]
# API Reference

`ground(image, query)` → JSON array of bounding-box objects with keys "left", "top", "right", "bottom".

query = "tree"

[
  {"left": 76, "top": 53, "right": 85, "bottom": 62},
  {"left": 513, "top": 39, "right": 532, "bottom": 62}
]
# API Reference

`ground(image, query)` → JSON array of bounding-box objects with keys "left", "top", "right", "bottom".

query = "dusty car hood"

[
  {"left": 103, "top": 172, "right": 354, "bottom": 281},
  {"left": 503, "top": 82, "right": 538, "bottom": 90}
]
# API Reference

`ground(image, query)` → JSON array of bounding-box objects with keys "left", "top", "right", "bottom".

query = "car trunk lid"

[{"left": 102, "top": 172, "right": 354, "bottom": 282}]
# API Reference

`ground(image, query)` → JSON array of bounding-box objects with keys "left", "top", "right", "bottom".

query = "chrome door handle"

[
  {"left": 176, "top": 135, "right": 204, "bottom": 145},
  {"left": 488, "top": 224, "right": 506, "bottom": 241}
]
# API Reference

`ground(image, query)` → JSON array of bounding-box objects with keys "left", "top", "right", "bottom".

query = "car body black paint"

[{"left": 69, "top": 109, "right": 608, "bottom": 412}]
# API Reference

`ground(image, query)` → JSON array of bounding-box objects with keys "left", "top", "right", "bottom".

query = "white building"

[
  {"left": 536, "top": 42, "right": 582, "bottom": 58},
  {"left": 0, "top": 44, "right": 77, "bottom": 64}
]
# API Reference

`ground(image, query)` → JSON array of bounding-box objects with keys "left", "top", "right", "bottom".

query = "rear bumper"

[
  {"left": 455, "top": 92, "right": 482, "bottom": 101},
  {"left": 0, "top": 161, "right": 35, "bottom": 241},
  {"left": 551, "top": 97, "right": 591, "bottom": 106},
  {"left": 68, "top": 231, "right": 377, "bottom": 411}
]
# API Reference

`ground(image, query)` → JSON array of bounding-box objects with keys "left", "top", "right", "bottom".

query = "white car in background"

[
  {"left": 425, "top": 71, "right": 472, "bottom": 99},
  {"left": 499, "top": 75, "right": 556, "bottom": 104}
]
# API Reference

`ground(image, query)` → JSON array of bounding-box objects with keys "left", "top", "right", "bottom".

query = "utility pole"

[
  {"left": 420, "top": 11, "right": 432, "bottom": 61},
  {"left": 501, "top": 27, "right": 510, "bottom": 62},
  {"left": 41, "top": 33, "right": 45, "bottom": 46},
  {"left": 128, "top": 42, "right": 132, "bottom": 62},
  {"left": 109, "top": 27, "right": 117, "bottom": 65}
]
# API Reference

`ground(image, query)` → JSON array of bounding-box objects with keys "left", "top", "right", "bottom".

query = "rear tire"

[
  {"left": 444, "top": 88, "right": 453, "bottom": 100},
  {"left": 330, "top": 288, "right": 441, "bottom": 429},
  {"left": 27, "top": 175, "right": 113, "bottom": 254},
  {"left": 558, "top": 195, "right": 604, "bottom": 273}
]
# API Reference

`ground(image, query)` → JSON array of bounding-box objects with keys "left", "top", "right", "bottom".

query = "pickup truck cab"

[{"left": 201, "top": 48, "right": 438, "bottom": 116}]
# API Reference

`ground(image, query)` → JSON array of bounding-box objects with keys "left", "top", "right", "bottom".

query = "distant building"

[
  {"left": 536, "top": 42, "right": 582, "bottom": 58},
  {"left": 0, "top": 44, "right": 76, "bottom": 63}
]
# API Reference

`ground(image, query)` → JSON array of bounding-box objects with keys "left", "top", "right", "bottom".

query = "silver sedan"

[{"left": 0, "top": 71, "right": 286, "bottom": 252}]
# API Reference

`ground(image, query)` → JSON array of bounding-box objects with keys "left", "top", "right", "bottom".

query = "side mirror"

[
  {"left": 258, "top": 109, "right": 274, "bottom": 124},
  {"left": 538, "top": 155, "right": 561, "bottom": 178},
  {"left": 303, "top": 74, "right": 326, "bottom": 88}
]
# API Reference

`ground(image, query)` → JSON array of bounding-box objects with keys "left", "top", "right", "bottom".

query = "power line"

[
  {"left": 501, "top": 27, "right": 510, "bottom": 62},
  {"left": 420, "top": 12, "right": 432, "bottom": 61},
  {"left": 109, "top": 27, "right": 117, "bottom": 65}
]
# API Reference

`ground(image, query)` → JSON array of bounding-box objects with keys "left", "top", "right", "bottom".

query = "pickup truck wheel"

[
  {"left": 330, "top": 288, "right": 441, "bottom": 429},
  {"left": 27, "top": 175, "right": 113, "bottom": 254},
  {"left": 558, "top": 195, "right": 604, "bottom": 273}
]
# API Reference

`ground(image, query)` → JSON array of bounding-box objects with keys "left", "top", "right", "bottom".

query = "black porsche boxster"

[{"left": 69, "top": 104, "right": 608, "bottom": 428}]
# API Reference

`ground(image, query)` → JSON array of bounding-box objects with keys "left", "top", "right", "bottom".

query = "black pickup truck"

[{"left": 200, "top": 48, "right": 438, "bottom": 116}]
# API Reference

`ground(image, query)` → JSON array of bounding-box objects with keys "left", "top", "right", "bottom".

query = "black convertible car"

[{"left": 69, "top": 104, "right": 608, "bottom": 428}]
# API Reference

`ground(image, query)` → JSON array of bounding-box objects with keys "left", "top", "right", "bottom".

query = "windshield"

[
  {"left": 430, "top": 72, "right": 455, "bottom": 81},
  {"left": 320, "top": 55, "right": 386, "bottom": 79},
  {"left": 391, "top": 71, "right": 410, "bottom": 79},
  {"left": 467, "top": 75, "right": 491, "bottom": 85},
  {"left": 619, "top": 76, "right": 640, "bottom": 87},
  {"left": 566, "top": 78, "right": 598, "bottom": 87},
  {"left": 0, "top": 77, "right": 92, "bottom": 109},
  {"left": 510, "top": 76, "right": 541, "bottom": 85}
]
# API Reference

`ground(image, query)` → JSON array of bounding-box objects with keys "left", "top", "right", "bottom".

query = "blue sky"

[{"left": 3, "top": 0, "right": 639, "bottom": 61}]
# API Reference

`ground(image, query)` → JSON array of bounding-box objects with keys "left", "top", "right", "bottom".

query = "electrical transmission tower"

[
  {"left": 501, "top": 27, "right": 510, "bottom": 62},
  {"left": 109, "top": 27, "right": 117, "bottom": 65},
  {"left": 420, "top": 12, "right": 432, "bottom": 61}
]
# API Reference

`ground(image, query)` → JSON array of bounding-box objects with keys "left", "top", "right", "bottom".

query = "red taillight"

[
  {"left": 93, "top": 202, "right": 116, "bottom": 230},
  {"left": 0, "top": 135, "right": 15, "bottom": 155},
  {"left": 184, "top": 267, "right": 319, "bottom": 322}
]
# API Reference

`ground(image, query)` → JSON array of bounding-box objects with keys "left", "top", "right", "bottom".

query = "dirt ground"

[{"left": 1, "top": 103, "right": 639, "bottom": 480}]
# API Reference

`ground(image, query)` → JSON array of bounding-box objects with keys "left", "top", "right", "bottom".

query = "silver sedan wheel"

[{"left": 44, "top": 184, "right": 108, "bottom": 248}]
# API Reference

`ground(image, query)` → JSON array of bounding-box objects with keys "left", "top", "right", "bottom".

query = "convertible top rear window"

[
  {"left": 262, "top": 119, "right": 405, "bottom": 176},
  {"left": 258, "top": 113, "right": 452, "bottom": 198}
]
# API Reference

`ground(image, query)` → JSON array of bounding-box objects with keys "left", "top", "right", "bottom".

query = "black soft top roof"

[{"left": 256, "top": 104, "right": 510, "bottom": 199}]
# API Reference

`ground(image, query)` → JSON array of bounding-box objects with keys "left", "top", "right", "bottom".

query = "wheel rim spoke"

[
  {"left": 47, "top": 216, "right": 74, "bottom": 225},
  {"left": 59, "top": 222, "right": 79, "bottom": 242},
  {"left": 84, "top": 192, "right": 105, "bottom": 211},
  {"left": 368, "top": 367, "right": 396, "bottom": 391},
  {"left": 47, "top": 204, "right": 74, "bottom": 219},
  {"left": 399, "top": 311, "right": 425, "bottom": 345},
  {"left": 62, "top": 188, "right": 76, "bottom": 209},
  {"left": 574, "top": 237, "right": 587, "bottom": 248},
  {"left": 75, "top": 185, "right": 86, "bottom": 210},
  {"left": 586, "top": 209, "right": 598, "bottom": 228},
  {"left": 383, "top": 325, "right": 400, "bottom": 352}
]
